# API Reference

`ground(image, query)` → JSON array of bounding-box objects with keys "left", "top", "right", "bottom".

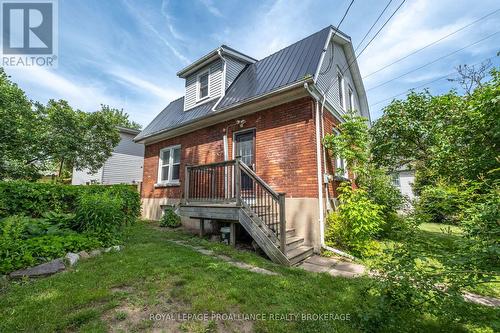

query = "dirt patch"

[{"left": 103, "top": 295, "right": 254, "bottom": 332}]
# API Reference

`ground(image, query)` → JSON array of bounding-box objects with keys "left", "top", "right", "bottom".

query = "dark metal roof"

[
  {"left": 136, "top": 26, "right": 332, "bottom": 142},
  {"left": 134, "top": 98, "right": 218, "bottom": 141},
  {"left": 217, "top": 26, "right": 330, "bottom": 109}
]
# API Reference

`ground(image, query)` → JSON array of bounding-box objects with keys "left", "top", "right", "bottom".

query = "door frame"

[
  {"left": 232, "top": 128, "right": 256, "bottom": 197},
  {"left": 232, "top": 128, "right": 256, "bottom": 169}
]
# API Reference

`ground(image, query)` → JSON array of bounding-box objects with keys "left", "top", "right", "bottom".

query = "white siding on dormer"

[
  {"left": 225, "top": 56, "right": 247, "bottom": 89},
  {"left": 316, "top": 41, "right": 361, "bottom": 116},
  {"left": 184, "top": 59, "right": 223, "bottom": 111}
]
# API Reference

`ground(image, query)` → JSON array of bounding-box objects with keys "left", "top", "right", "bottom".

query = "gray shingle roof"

[{"left": 136, "top": 26, "right": 332, "bottom": 142}]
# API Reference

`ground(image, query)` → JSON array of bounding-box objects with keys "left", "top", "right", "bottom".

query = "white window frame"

[
  {"left": 157, "top": 145, "right": 181, "bottom": 185},
  {"left": 348, "top": 85, "right": 354, "bottom": 111},
  {"left": 332, "top": 128, "right": 348, "bottom": 178},
  {"left": 391, "top": 174, "right": 401, "bottom": 188},
  {"left": 196, "top": 69, "right": 210, "bottom": 102},
  {"left": 337, "top": 70, "right": 345, "bottom": 110}
]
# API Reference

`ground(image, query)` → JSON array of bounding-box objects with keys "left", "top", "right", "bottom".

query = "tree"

[
  {"left": 371, "top": 66, "right": 500, "bottom": 189},
  {"left": 323, "top": 111, "right": 370, "bottom": 180},
  {"left": 447, "top": 59, "right": 492, "bottom": 95},
  {"left": 0, "top": 68, "right": 43, "bottom": 180},
  {"left": 0, "top": 69, "right": 132, "bottom": 180},
  {"left": 99, "top": 105, "right": 141, "bottom": 130}
]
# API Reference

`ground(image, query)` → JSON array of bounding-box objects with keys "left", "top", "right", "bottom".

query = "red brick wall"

[{"left": 142, "top": 97, "right": 319, "bottom": 199}]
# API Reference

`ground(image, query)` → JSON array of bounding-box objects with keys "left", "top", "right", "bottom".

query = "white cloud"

[
  {"left": 199, "top": 0, "right": 223, "bottom": 17},
  {"left": 107, "top": 67, "right": 181, "bottom": 101},
  {"left": 122, "top": 0, "right": 191, "bottom": 65}
]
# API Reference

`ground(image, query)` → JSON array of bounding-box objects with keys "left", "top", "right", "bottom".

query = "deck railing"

[{"left": 184, "top": 157, "right": 287, "bottom": 251}]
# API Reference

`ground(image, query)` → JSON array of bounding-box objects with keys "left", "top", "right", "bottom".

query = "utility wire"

[
  {"left": 355, "top": 0, "right": 406, "bottom": 59},
  {"left": 319, "top": 0, "right": 356, "bottom": 75},
  {"left": 324, "top": 0, "right": 407, "bottom": 96},
  {"left": 354, "top": 0, "right": 394, "bottom": 53},
  {"left": 363, "top": 8, "right": 500, "bottom": 79},
  {"left": 368, "top": 56, "right": 496, "bottom": 108},
  {"left": 366, "top": 30, "right": 500, "bottom": 91}
]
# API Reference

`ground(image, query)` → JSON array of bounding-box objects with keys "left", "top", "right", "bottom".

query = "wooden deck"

[{"left": 177, "top": 158, "right": 313, "bottom": 266}]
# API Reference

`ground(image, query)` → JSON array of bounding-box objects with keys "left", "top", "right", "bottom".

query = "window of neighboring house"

[
  {"left": 158, "top": 145, "right": 181, "bottom": 184},
  {"left": 337, "top": 72, "right": 344, "bottom": 109},
  {"left": 348, "top": 86, "right": 354, "bottom": 111},
  {"left": 391, "top": 174, "right": 401, "bottom": 187},
  {"left": 197, "top": 70, "right": 209, "bottom": 100},
  {"left": 332, "top": 128, "right": 348, "bottom": 178}
]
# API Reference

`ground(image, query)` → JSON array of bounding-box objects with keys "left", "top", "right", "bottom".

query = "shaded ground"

[{"left": 0, "top": 221, "right": 498, "bottom": 332}]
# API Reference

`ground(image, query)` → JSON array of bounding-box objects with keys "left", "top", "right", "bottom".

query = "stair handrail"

[{"left": 236, "top": 157, "right": 287, "bottom": 253}]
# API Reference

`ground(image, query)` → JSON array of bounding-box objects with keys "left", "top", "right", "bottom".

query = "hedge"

[{"left": 0, "top": 181, "right": 141, "bottom": 220}]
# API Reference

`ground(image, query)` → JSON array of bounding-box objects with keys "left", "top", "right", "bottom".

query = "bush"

[
  {"left": 0, "top": 215, "right": 101, "bottom": 273},
  {"left": 325, "top": 183, "right": 384, "bottom": 257},
  {"left": 461, "top": 186, "right": 500, "bottom": 268},
  {"left": 159, "top": 208, "right": 181, "bottom": 228},
  {"left": 75, "top": 191, "right": 127, "bottom": 245},
  {"left": 357, "top": 165, "right": 406, "bottom": 237},
  {"left": 0, "top": 181, "right": 141, "bottom": 220},
  {"left": 414, "top": 182, "right": 475, "bottom": 225}
]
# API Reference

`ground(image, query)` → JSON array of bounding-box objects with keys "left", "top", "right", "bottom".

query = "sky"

[{"left": 4, "top": 0, "right": 500, "bottom": 126}]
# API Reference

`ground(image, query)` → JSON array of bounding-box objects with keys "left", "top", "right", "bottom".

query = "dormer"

[{"left": 177, "top": 45, "right": 257, "bottom": 111}]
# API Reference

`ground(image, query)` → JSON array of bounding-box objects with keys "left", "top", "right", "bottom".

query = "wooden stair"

[{"left": 239, "top": 207, "right": 313, "bottom": 266}]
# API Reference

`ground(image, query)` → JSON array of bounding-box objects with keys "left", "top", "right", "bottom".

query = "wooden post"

[
  {"left": 235, "top": 156, "right": 241, "bottom": 206},
  {"left": 278, "top": 193, "right": 286, "bottom": 253},
  {"left": 184, "top": 165, "right": 190, "bottom": 203},
  {"left": 230, "top": 222, "right": 236, "bottom": 247},
  {"left": 199, "top": 219, "right": 205, "bottom": 237}
]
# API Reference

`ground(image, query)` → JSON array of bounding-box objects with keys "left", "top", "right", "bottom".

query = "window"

[
  {"left": 337, "top": 72, "right": 344, "bottom": 109},
  {"left": 348, "top": 86, "right": 354, "bottom": 111},
  {"left": 158, "top": 145, "right": 181, "bottom": 184},
  {"left": 391, "top": 174, "right": 400, "bottom": 187},
  {"left": 197, "top": 71, "right": 209, "bottom": 100}
]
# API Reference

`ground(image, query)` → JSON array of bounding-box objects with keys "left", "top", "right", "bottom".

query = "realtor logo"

[{"left": 1, "top": 0, "right": 58, "bottom": 67}]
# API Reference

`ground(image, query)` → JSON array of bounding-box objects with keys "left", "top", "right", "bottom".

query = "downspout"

[{"left": 304, "top": 82, "right": 356, "bottom": 261}]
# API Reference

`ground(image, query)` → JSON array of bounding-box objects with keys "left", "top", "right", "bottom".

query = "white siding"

[
  {"left": 225, "top": 56, "right": 247, "bottom": 89},
  {"left": 101, "top": 152, "right": 144, "bottom": 185},
  {"left": 114, "top": 132, "right": 144, "bottom": 157},
  {"left": 316, "top": 41, "right": 361, "bottom": 116},
  {"left": 398, "top": 170, "right": 416, "bottom": 201},
  {"left": 71, "top": 167, "right": 103, "bottom": 185},
  {"left": 184, "top": 59, "right": 224, "bottom": 111}
]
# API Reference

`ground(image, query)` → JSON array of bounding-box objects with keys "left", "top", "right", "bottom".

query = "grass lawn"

[{"left": 0, "top": 221, "right": 498, "bottom": 332}]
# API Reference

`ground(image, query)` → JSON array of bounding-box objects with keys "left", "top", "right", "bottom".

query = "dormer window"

[{"left": 197, "top": 70, "right": 210, "bottom": 101}]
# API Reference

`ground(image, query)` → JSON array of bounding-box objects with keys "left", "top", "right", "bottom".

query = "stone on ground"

[
  {"left": 9, "top": 259, "right": 65, "bottom": 279},
  {"left": 65, "top": 252, "right": 80, "bottom": 267},
  {"left": 89, "top": 249, "right": 101, "bottom": 257},
  {"left": 78, "top": 251, "right": 90, "bottom": 259}
]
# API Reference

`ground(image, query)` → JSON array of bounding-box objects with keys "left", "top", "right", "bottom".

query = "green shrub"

[
  {"left": 0, "top": 181, "right": 140, "bottom": 220},
  {"left": 325, "top": 183, "right": 384, "bottom": 257},
  {"left": 357, "top": 166, "right": 406, "bottom": 237},
  {"left": 461, "top": 186, "right": 500, "bottom": 268},
  {"left": 75, "top": 191, "right": 127, "bottom": 245},
  {"left": 159, "top": 208, "right": 181, "bottom": 228},
  {"left": 0, "top": 215, "right": 101, "bottom": 273},
  {"left": 414, "top": 182, "right": 475, "bottom": 225}
]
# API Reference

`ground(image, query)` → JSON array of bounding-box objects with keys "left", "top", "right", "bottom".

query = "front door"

[{"left": 234, "top": 130, "right": 255, "bottom": 192}]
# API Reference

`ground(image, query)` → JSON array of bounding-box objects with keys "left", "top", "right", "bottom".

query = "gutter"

[{"left": 304, "top": 82, "right": 356, "bottom": 261}]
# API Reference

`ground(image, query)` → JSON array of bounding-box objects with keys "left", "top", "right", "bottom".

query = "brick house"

[{"left": 134, "top": 26, "right": 369, "bottom": 265}]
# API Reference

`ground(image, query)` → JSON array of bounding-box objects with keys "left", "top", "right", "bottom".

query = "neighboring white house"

[
  {"left": 392, "top": 168, "right": 416, "bottom": 201},
  {"left": 72, "top": 127, "right": 144, "bottom": 185}
]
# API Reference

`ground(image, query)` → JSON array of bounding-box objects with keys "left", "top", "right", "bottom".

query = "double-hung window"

[
  {"left": 197, "top": 70, "right": 209, "bottom": 100},
  {"left": 158, "top": 145, "right": 181, "bottom": 184},
  {"left": 337, "top": 72, "right": 344, "bottom": 109}
]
